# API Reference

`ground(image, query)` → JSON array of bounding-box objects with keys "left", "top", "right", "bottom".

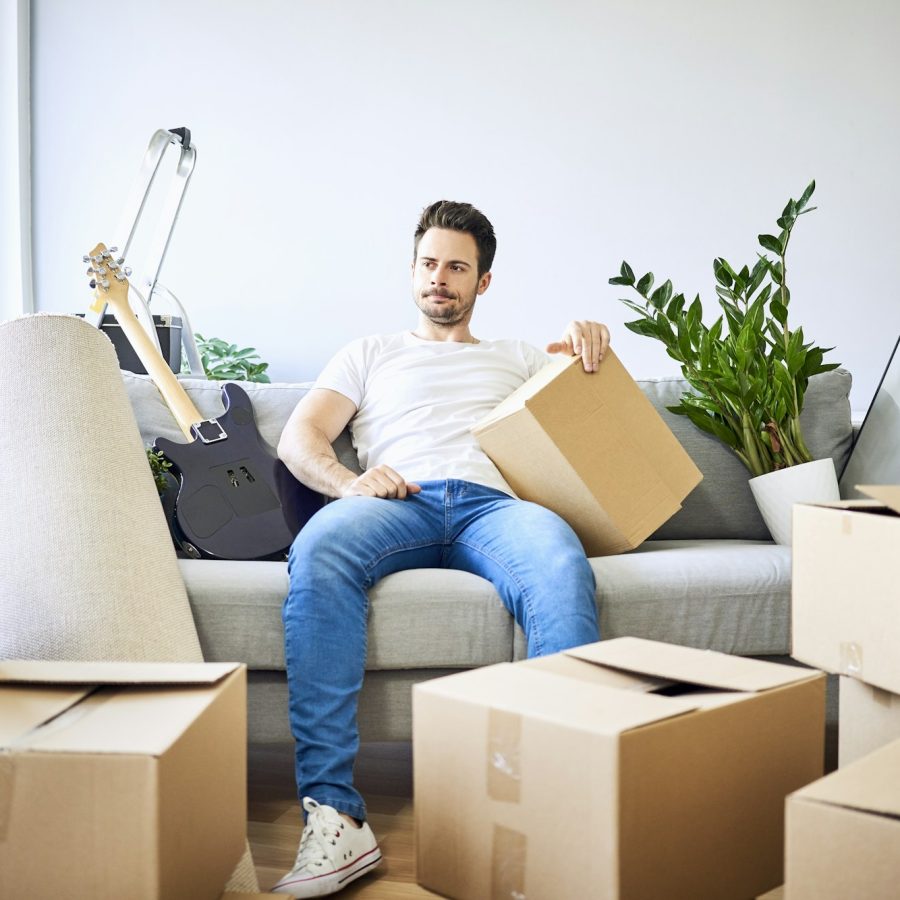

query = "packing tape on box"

[
  {"left": 0, "top": 688, "right": 102, "bottom": 843},
  {"left": 0, "top": 752, "right": 13, "bottom": 841},
  {"left": 491, "top": 824, "right": 527, "bottom": 900},
  {"left": 487, "top": 709, "right": 522, "bottom": 803},
  {"left": 839, "top": 641, "right": 864, "bottom": 677}
]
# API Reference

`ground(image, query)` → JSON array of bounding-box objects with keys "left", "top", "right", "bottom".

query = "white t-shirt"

[{"left": 315, "top": 331, "right": 551, "bottom": 495}]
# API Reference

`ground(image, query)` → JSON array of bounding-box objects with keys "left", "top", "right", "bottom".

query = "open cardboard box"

[
  {"left": 838, "top": 675, "right": 900, "bottom": 767},
  {"left": 413, "top": 637, "right": 825, "bottom": 900},
  {"left": 471, "top": 349, "right": 702, "bottom": 556},
  {"left": 785, "top": 736, "right": 900, "bottom": 899},
  {"left": 792, "top": 485, "right": 900, "bottom": 694},
  {"left": 0, "top": 660, "right": 247, "bottom": 900}
]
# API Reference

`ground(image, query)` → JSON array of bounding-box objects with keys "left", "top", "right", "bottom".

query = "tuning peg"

[
  {"left": 116, "top": 257, "right": 125, "bottom": 265},
  {"left": 107, "top": 261, "right": 119, "bottom": 271},
  {"left": 82, "top": 255, "right": 91, "bottom": 263},
  {"left": 101, "top": 250, "right": 111, "bottom": 259},
  {"left": 109, "top": 246, "right": 118, "bottom": 253},
  {"left": 100, "top": 278, "right": 110, "bottom": 290},
  {"left": 115, "top": 272, "right": 126, "bottom": 282},
  {"left": 86, "top": 266, "right": 95, "bottom": 275},
  {"left": 124, "top": 266, "right": 133, "bottom": 277},
  {"left": 89, "top": 279, "right": 97, "bottom": 289}
]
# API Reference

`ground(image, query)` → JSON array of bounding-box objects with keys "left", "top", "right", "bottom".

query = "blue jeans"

[{"left": 282, "top": 479, "right": 600, "bottom": 822}]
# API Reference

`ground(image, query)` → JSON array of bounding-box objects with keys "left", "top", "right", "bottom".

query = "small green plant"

[
  {"left": 146, "top": 447, "right": 173, "bottom": 495},
  {"left": 609, "top": 180, "right": 839, "bottom": 477},
  {"left": 194, "top": 333, "right": 271, "bottom": 382}
]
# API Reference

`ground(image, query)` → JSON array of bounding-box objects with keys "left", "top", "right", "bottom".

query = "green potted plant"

[
  {"left": 609, "top": 180, "right": 841, "bottom": 543},
  {"left": 193, "top": 333, "right": 271, "bottom": 382}
]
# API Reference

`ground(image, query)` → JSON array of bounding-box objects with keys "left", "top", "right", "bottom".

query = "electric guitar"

[{"left": 85, "top": 242, "right": 323, "bottom": 560}]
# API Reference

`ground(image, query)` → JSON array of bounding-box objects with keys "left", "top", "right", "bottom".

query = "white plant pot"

[{"left": 748, "top": 457, "right": 840, "bottom": 546}]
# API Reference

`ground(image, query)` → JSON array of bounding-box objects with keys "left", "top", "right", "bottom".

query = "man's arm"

[{"left": 277, "top": 388, "right": 420, "bottom": 500}]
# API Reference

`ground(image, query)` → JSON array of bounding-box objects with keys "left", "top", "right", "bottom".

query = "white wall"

[
  {"left": 32, "top": 0, "right": 900, "bottom": 413},
  {"left": 1, "top": 0, "right": 32, "bottom": 321}
]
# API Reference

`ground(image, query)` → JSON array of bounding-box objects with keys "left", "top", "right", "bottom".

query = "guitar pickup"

[{"left": 191, "top": 417, "right": 228, "bottom": 444}]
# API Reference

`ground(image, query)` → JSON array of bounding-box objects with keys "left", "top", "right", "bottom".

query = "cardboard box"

[
  {"left": 413, "top": 637, "right": 825, "bottom": 900},
  {"left": 792, "top": 485, "right": 900, "bottom": 693},
  {"left": 785, "top": 736, "right": 900, "bottom": 899},
  {"left": 838, "top": 675, "right": 900, "bottom": 766},
  {"left": 471, "top": 350, "right": 702, "bottom": 556},
  {"left": 0, "top": 660, "right": 247, "bottom": 900}
]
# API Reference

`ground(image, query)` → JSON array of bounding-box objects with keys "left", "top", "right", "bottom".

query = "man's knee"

[{"left": 289, "top": 496, "right": 386, "bottom": 567}]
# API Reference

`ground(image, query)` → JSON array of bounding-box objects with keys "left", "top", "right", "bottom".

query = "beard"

[{"left": 414, "top": 286, "right": 478, "bottom": 325}]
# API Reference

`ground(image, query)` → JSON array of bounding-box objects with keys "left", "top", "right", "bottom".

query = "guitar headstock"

[{"left": 84, "top": 242, "right": 132, "bottom": 315}]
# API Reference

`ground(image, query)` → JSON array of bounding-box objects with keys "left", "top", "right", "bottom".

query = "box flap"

[
  {"left": 518, "top": 652, "right": 672, "bottom": 693},
  {"left": 794, "top": 736, "right": 900, "bottom": 820},
  {"left": 416, "top": 662, "right": 700, "bottom": 735},
  {"left": 857, "top": 485, "right": 900, "bottom": 515},
  {"left": 0, "top": 660, "right": 240, "bottom": 687},
  {"left": 14, "top": 678, "right": 239, "bottom": 757},
  {"left": 797, "top": 498, "right": 884, "bottom": 512},
  {"left": 0, "top": 685, "right": 91, "bottom": 746},
  {"left": 564, "top": 637, "right": 820, "bottom": 692}
]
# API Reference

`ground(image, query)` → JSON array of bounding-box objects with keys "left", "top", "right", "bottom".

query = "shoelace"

[{"left": 293, "top": 799, "right": 346, "bottom": 873}]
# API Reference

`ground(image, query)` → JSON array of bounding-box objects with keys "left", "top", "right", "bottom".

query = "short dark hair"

[{"left": 413, "top": 200, "right": 496, "bottom": 276}]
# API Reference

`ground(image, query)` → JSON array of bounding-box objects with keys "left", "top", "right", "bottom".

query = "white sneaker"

[{"left": 271, "top": 797, "right": 382, "bottom": 897}]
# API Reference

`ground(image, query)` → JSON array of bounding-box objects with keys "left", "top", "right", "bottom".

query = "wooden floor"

[{"left": 247, "top": 741, "right": 786, "bottom": 899}]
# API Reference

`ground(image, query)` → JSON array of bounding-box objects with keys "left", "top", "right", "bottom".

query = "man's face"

[{"left": 412, "top": 228, "right": 491, "bottom": 325}]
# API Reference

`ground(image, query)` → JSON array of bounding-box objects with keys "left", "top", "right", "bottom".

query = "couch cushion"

[
  {"left": 512, "top": 539, "right": 793, "bottom": 660},
  {"left": 180, "top": 560, "right": 514, "bottom": 670},
  {"left": 186, "top": 538, "right": 792, "bottom": 672},
  {"left": 641, "top": 369, "right": 853, "bottom": 540},
  {"left": 121, "top": 373, "right": 308, "bottom": 447}
]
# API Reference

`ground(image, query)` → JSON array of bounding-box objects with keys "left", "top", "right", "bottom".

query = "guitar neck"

[
  {"left": 86, "top": 243, "right": 201, "bottom": 440},
  {"left": 108, "top": 298, "right": 201, "bottom": 440}
]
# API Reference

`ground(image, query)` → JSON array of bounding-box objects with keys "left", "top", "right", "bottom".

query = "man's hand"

[
  {"left": 546, "top": 320, "right": 611, "bottom": 372},
  {"left": 342, "top": 464, "right": 422, "bottom": 499}
]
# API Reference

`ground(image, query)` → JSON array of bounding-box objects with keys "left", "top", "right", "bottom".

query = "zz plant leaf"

[{"left": 609, "top": 180, "right": 840, "bottom": 477}]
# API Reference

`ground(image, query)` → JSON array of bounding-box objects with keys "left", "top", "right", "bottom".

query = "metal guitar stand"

[{"left": 86, "top": 126, "right": 205, "bottom": 376}]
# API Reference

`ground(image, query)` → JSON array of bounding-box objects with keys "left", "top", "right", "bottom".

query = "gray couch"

[{"left": 122, "top": 367, "right": 853, "bottom": 744}]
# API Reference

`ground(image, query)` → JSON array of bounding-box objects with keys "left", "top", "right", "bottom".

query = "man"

[{"left": 272, "top": 200, "right": 610, "bottom": 897}]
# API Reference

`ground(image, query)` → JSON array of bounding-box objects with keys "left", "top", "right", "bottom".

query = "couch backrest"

[
  {"left": 122, "top": 367, "right": 853, "bottom": 542},
  {"left": 641, "top": 368, "right": 853, "bottom": 540},
  {"left": 121, "top": 373, "right": 361, "bottom": 474}
]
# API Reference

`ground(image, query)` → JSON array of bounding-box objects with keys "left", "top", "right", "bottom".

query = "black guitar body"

[{"left": 154, "top": 383, "right": 323, "bottom": 561}]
